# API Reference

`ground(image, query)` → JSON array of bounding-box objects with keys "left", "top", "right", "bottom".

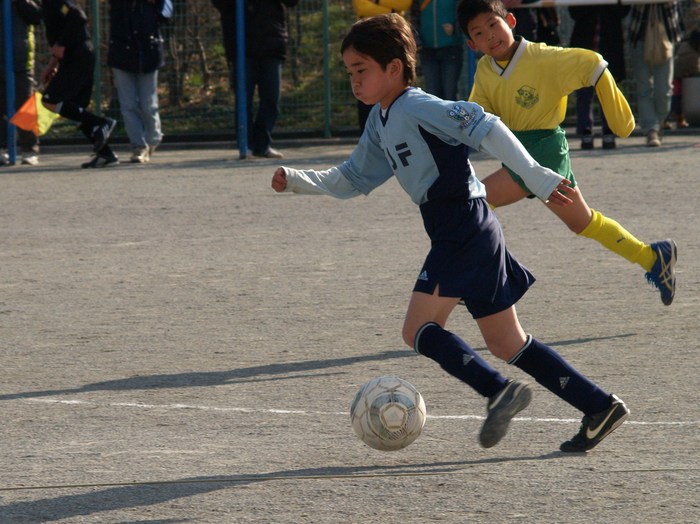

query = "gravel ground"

[{"left": 0, "top": 132, "right": 698, "bottom": 523}]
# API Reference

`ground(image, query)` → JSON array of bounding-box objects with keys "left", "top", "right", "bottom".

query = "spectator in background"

[
  {"left": 211, "top": 0, "right": 298, "bottom": 159},
  {"left": 0, "top": 0, "right": 42, "bottom": 166},
  {"left": 628, "top": 1, "right": 684, "bottom": 147},
  {"left": 108, "top": 0, "right": 172, "bottom": 164},
  {"left": 502, "top": 0, "right": 560, "bottom": 46},
  {"left": 569, "top": 3, "right": 630, "bottom": 150},
  {"left": 41, "top": 0, "right": 118, "bottom": 168},
  {"left": 669, "top": 15, "right": 700, "bottom": 129},
  {"left": 411, "top": 0, "right": 464, "bottom": 101},
  {"left": 352, "top": 0, "right": 412, "bottom": 131}
]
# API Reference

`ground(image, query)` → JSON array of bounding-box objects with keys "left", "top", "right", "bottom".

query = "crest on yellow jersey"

[{"left": 515, "top": 85, "right": 539, "bottom": 109}]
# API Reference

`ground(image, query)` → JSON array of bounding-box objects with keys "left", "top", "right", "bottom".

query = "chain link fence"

[
  {"left": 35, "top": 0, "right": 697, "bottom": 144},
  {"left": 42, "top": 0, "right": 360, "bottom": 143}
]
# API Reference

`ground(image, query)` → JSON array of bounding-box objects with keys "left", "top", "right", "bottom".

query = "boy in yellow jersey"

[{"left": 457, "top": 0, "right": 677, "bottom": 305}]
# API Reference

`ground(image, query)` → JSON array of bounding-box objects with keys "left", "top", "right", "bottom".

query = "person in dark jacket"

[
  {"left": 569, "top": 3, "right": 630, "bottom": 150},
  {"left": 41, "top": 0, "right": 118, "bottom": 168},
  {"left": 108, "top": 0, "right": 172, "bottom": 163},
  {"left": 0, "top": 0, "right": 42, "bottom": 166},
  {"left": 211, "top": 0, "right": 298, "bottom": 158}
]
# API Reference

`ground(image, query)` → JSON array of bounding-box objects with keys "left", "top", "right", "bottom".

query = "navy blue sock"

[
  {"left": 414, "top": 322, "right": 508, "bottom": 398},
  {"left": 509, "top": 336, "right": 611, "bottom": 415}
]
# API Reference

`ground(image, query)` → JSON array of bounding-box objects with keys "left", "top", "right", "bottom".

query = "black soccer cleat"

[
  {"left": 92, "top": 118, "right": 117, "bottom": 153},
  {"left": 560, "top": 394, "right": 629, "bottom": 452},
  {"left": 81, "top": 151, "right": 119, "bottom": 169},
  {"left": 479, "top": 380, "right": 533, "bottom": 448}
]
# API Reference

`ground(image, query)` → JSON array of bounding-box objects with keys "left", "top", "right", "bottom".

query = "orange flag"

[{"left": 10, "top": 92, "right": 60, "bottom": 136}]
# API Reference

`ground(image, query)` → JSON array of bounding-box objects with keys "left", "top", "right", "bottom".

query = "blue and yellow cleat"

[{"left": 645, "top": 239, "right": 677, "bottom": 305}]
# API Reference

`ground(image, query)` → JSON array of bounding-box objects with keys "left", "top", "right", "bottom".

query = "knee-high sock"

[
  {"left": 414, "top": 322, "right": 508, "bottom": 398},
  {"left": 579, "top": 209, "right": 656, "bottom": 271},
  {"left": 59, "top": 101, "right": 104, "bottom": 128},
  {"left": 509, "top": 336, "right": 611, "bottom": 415}
]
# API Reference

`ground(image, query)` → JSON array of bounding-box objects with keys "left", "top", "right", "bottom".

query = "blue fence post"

[
  {"left": 235, "top": 0, "right": 248, "bottom": 158},
  {"left": 91, "top": 0, "right": 102, "bottom": 116},
  {"left": 465, "top": 47, "right": 478, "bottom": 99},
  {"left": 322, "top": 0, "right": 331, "bottom": 138},
  {"left": 3, "top": 0, "right": 17, "bottom": 164}
]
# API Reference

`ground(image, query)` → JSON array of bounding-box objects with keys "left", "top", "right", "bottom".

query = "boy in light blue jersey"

[{"left": 271, "top": 13, "right": 629, "bottom": 452}]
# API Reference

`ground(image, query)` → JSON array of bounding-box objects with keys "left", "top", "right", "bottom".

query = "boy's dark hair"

[
  {"left": 457, "top": 0, "right": 509, "bottom": 39},
  {"left": 341, "top": 14, "right": 416, "bottom": 85}
]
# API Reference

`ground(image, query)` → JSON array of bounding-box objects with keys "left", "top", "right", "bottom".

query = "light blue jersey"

[
  {"left": 284, "top": 87, "right": 563, "bottom": 205},
  {"left": 284, "top": 87, "right": 497, "bottom": 205}
]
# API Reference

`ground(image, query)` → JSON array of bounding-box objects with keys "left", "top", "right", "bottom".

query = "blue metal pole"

[
  {"left": 3, "top": 0, "right": 17, "bottom": 164},
  {"left": 91, "top": 0, "right": 102, "bottom": 116},
  {"left": 322, "top": 0, "right": 330, "bottom": 138},
  {"left": 235, "top": 0, "right": 248, "bottom": 158},
  {"left": 465, "top": 47, "right": 478, "bottom": 99}
]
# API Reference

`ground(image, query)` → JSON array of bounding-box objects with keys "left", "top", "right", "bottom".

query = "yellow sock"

[{"left": 578, "top": 209, "right": 657, "bottom": 271}]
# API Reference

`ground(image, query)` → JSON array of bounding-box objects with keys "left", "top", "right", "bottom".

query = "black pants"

[{"left": 43, "top": 43, "right": 95, "bottom": 109}]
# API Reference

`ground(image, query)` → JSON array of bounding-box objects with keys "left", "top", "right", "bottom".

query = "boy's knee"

[
  {"left": 405, "top": 321, "right": 442, "bottom": 353},
  {"left": 401, "top": 324, "right": 416, "bottom": 349}
]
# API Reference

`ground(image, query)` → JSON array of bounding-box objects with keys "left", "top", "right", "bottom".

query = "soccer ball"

[{"left": 350, "top": 376, "right": 427, "bottom": 451}]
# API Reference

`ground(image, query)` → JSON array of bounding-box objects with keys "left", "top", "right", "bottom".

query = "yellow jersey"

[
  {"left": 469, "top": 38, "right": 633, "bottom": 137},
  {"left": 352, "top": 0, "right": 412, "bottom": 18}
]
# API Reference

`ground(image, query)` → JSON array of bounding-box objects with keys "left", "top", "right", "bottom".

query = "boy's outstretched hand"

[
  {"left": 546, "top": 179, "right": 575, "bottom": 206},
  {"left": 271, "top": 167, "right": 287, "bottom": 192}
]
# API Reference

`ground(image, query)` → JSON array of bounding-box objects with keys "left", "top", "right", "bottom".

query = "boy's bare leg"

[
  {"left": 544, "top": 186, "right": 594, "bottom": 234},
  {"left": 402, "top": 287, "right": 460, "bottom": 348},
  {"left": 482, "top": 167, "right": 529, "bottom": 207},
  {"left": 475, "top": 305, "right": 528, "bottom": 360}
]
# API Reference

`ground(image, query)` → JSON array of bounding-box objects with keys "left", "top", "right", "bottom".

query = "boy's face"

[
  {"left": 465, "top": 11, "right": 517, "bottom": 61},
  {"left": 342, "top": 47, "right": 405, "bottom": 108}
]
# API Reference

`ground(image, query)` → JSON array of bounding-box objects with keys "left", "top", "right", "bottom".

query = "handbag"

[{"left": 644, "top": 6, "right": 673, "bottom": 66}]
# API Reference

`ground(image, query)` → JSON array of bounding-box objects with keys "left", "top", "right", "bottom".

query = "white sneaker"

[
  {"left": 147, "top": 144, "right": 157, "bottom": 157},
  {"left": 21, "top": 154, "right": 39, "bottom": 165},
  {"left": 254, "top": 148, "right": 284, "bottom": 159},
  {"left": 646, "top": 130, "right": 661, "bottom": 147},
  {"left": 130, "top": 147, "right": 150, "bottom": 163},
  {"left": 0, "top": 150, "right": 9, "bottom": 166}
]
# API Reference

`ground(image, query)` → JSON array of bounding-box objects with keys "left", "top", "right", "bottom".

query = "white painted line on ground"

[{"left": 25, "top": 397, "right": 699, "bottom": 426}]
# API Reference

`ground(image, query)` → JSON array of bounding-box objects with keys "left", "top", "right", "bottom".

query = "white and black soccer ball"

[{"left": 350, "top": 376, "right": 427, "bottom": 451}]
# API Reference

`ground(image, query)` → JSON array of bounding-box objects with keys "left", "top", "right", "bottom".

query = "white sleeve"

[
  {"left": 283, "top": 166, "right": 363, "bottom": 199},
  {"left": 478, "top": 120, "right": 564, "bottom": 201}
]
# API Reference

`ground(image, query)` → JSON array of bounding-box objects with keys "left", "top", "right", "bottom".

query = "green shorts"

[{"left": 505, "top": 127, "right": 577, "bottom": 198}]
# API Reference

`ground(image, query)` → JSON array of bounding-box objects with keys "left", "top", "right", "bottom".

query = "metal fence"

[
  {"left": 40, "top": 0, "right": 361, "bottom": 143},
  {"left": 14, "top": 0, "right": 700, "bottom": 144}
]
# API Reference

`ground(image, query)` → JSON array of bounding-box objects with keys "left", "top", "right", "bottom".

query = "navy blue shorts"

[{"left": 414, "top": 197, "right": 535, "bottom": 319}]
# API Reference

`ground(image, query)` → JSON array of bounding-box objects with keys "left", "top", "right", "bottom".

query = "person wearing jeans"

[
  {"left": 569, "top": 4, "right": 629, "bottom": 150},
  {"left": 108, "top": 0, "right": 172, "bottom": 163},
  {"left": 211, "top": 0, "right": 298, "bottom": 158},
  {"left": 411, "top": 0, "right": 463, "bottom": 101},
  {"left": 628, "top": 1, "right": 684, "bottom": 147}
]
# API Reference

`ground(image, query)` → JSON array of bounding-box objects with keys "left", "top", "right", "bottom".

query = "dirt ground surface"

[{"left": 1, "top": 132, "right": 698, "bottom": 523}]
